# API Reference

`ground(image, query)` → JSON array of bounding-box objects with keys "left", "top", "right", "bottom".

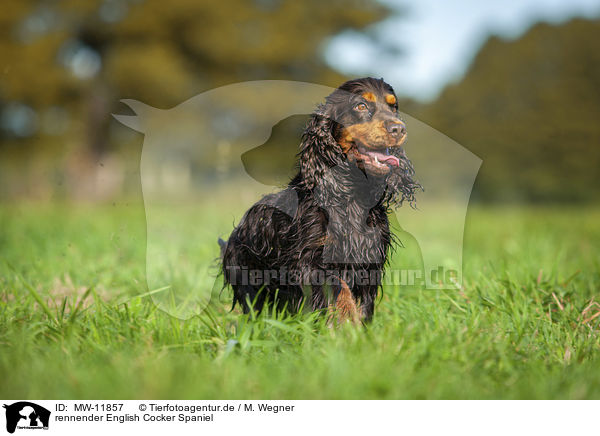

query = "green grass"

[{"left": 1, "top": 201, "right": 599, "bottom": 399}]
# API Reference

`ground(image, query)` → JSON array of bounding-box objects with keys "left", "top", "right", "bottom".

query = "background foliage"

[
  {"left": 0, "top": 0, "right": 387, "bottom": 199},
  {"left": 414, "top": 19, "right": 600, "bottom": 202},
  {"left": 1, "top": 1, "right": 599, "bottom": 202}
]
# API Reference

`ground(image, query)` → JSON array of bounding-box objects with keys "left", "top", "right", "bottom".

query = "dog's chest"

[{"left": 321, "top": 204, "right": 387, "bottom": 265}]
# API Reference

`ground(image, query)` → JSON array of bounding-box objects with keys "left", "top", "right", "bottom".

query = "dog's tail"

[{"left": 218, "top": 237, "right": 227, "bottom": 259}]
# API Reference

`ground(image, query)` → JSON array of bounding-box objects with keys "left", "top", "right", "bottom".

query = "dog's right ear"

[
  {"left": 298, "top": 105, "right": 340, "bottom": 190},
  {"left": 304, "top": 104, "right": 336, "bottom": 140}
]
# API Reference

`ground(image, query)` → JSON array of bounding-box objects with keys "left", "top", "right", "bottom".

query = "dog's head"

[
  {"left": 301, "top": 77, "right": 419, "bottom": 206},
  {"left": 327, "top": 78, "right": 407, "bottom": 177}
]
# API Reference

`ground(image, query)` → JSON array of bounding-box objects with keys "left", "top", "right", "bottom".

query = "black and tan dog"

[{"left": 221, "top": 77, "right": 419, "bottom": 323}]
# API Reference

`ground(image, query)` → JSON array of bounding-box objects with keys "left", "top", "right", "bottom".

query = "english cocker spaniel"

[{"left": 220, "top": 77, "right": 419, "bottom": 323}]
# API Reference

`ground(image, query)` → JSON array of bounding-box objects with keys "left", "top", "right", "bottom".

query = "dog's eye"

[{"left": 355, "top": 103, "right": 368, "bottom": 112}]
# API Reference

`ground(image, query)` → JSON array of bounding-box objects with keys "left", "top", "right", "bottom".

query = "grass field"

[{"left": 1, "top": 200, "right": 599, "bottom": 399}]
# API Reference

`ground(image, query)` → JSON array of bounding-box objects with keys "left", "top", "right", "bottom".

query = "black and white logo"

[{"left": 3, "top": 402, "right": 50, "bottom": 434}]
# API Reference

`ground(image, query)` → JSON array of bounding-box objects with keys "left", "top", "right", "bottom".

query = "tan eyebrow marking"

[
  {"left": 385, "top": 94, "right": 397, "bottom": 105},
  {"left": 362, "top": 92, "right": 376, "bottom": 102}
]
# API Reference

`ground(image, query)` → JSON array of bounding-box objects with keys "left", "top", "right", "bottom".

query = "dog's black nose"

[{"left": 385, "top": 120, "right": 406, "bottom": 137}]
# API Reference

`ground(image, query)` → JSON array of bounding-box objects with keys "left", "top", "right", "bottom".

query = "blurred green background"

[{"left": 1, "top": 0, "right": 599, "bottom": 203}]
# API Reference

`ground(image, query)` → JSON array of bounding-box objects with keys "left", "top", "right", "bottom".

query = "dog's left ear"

[{"left": 382, "top": 153, "right": 420, "bottom": 207}]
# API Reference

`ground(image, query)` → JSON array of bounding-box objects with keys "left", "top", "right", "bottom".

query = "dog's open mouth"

[{"left": 355, "top": 144, "right": 400, "bottom": 171}]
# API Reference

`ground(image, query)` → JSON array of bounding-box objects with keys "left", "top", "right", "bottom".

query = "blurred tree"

[
  {"left": 106, "top": 0, "right": 389, "bottom": 105},
  {"left": 416, "top": 18, "right": 600, "bottom": 203},
  {"left": 0, "top": 0, "right": 391, "bottom": 198}
]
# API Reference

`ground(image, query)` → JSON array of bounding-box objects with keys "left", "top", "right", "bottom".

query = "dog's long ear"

[
  {"left": 298, "top": 104, "right": 340, "bottom": 190},
  {"left": 383, "top": 150, "right": 420, "bottom": 208}
]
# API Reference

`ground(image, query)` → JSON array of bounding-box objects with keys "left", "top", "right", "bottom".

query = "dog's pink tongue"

[{"left": 366, "top": 151, "right": 400, "bottom": 167}]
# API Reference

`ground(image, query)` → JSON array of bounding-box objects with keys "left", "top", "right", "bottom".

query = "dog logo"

[
  {"left": 3, "top": 402, "right": 50, "bottom": 434},
  {"left": 114, "top": 80, "right": 481, "bottom": 318}
]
